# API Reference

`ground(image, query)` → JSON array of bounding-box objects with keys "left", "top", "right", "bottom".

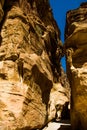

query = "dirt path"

[{"left": 42, "top": 120, "right": 71, "bottom": 130}]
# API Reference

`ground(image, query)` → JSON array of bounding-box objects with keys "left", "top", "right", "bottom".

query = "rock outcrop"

[
  {"left": 65, "top": 2, "right": 87, "bottom": 130},
  {"left": 0, "top": 0, "right": 70, "bottom": 129}
]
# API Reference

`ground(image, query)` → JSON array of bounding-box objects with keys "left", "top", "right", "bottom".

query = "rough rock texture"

[
  {"left": 48, "top": 69, "right": 70, "bottom": 122},
  {"left": 65, "top": 2, "right": 87, "bottom": 130},
  {"left": 0, "top": 0, "right": 70, "bottom": 129},
  {"left": 48, "top": 83, "right": 70, "bottom": 121}
]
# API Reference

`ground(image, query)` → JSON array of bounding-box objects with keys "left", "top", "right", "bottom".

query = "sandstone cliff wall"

[
  {"left": 65, "top": 2, "right": 87, "bottom": 130},
  {"left": 0, "top": 0, "right": 70, "bottom": 129}
]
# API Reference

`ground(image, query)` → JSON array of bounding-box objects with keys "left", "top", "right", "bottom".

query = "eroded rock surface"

[
  {"left": 48, "top": 79, "right": 70, "bottom": 122},
  {"left": 65, "top": 2, "right": 87, "bottom": 130},
  {"left": 0, "top": 0, "right": 70, "bottom": 129}
]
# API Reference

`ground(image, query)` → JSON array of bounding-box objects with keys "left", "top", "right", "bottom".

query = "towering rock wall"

[
  {"left": 0, "top": 0, "right": 70, "bottom": 129},
  {"left": 65, "top": 2, "right": 87, "bottom": 130}
]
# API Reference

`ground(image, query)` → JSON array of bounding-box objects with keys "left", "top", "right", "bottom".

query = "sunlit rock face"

[
  {"left": 48, "top": 68, "right": 70, "bottom": 122},
  {"left": 48, "top": 82, "right": 70, "bottom": 122},
  {"left": 0, "top": 0, "right": 70, "bottom": 129},
  {"left": 65, "top": 2, "right": 87, "bottom": 130}
]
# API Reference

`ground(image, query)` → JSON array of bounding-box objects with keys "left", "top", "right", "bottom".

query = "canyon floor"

[{"left": 42, "top": 120, "right": 71, "bottom": 130}]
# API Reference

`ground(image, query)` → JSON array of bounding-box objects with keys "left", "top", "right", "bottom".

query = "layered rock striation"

[
  {"left": 65, "top": 2, "right": 87, "bottom": 130},
  {"left": 0, "top": 0, "right": 70, "bottom": 129}
]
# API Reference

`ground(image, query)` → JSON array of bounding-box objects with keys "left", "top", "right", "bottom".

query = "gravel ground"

[{"left": 42, "top": 120, "right": 71, "bottom": 130}]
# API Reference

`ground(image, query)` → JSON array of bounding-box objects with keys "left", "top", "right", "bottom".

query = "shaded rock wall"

[
  {"left": 0, "top": 0, "right": 70, "bottom": 129},
  {"left": 65, "top": 2, "right": 87, "bottom": 130}
]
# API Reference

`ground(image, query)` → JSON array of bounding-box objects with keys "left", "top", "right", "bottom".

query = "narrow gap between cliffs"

[{"left": 49, "top": 0, "right": 87, "bottom": 72}]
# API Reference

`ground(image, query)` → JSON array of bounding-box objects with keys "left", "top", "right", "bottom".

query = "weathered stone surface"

[
  {"left": 0, "top": 0, "right": 70, "bottom": 129},
  {"left": 65, "top": 2, "right": 87, "bottom": 130},
  {"left": 48, "top": 82, "right": 70, "bottom": 122}
]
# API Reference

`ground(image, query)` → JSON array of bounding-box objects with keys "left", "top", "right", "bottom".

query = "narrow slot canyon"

[{"left": 0, "top": 1, "right": 87, "bottom": 130}]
